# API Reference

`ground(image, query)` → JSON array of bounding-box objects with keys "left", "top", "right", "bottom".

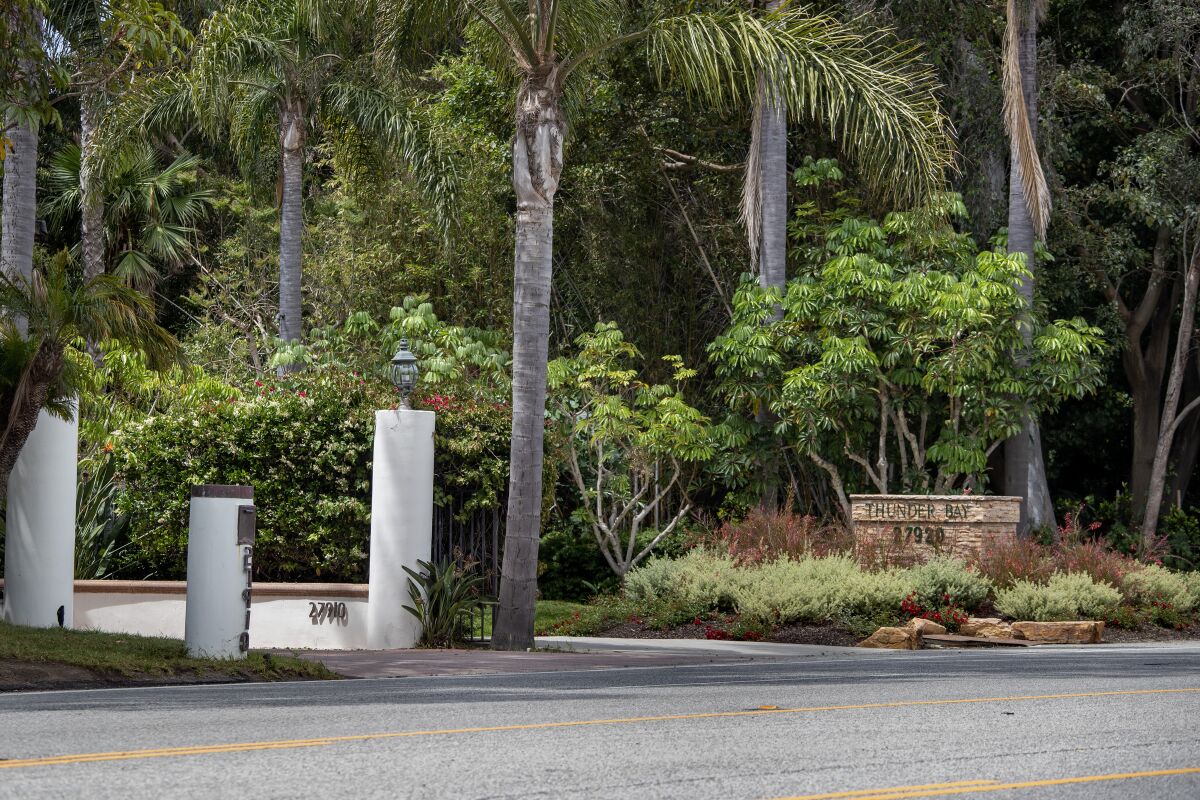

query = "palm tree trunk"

[
  {"left": 1003, "top": 12, "right": 1055, "bottom": 533},
  {"left": 752, "top": 0, "right": 787, "bottom": 511},
  {"left": 493, "top": 78, "right": 564, "bottom": 651},
  {"left": 277, "top": 104, "right": 306, "bottom": 358},
  {"left": 1, "top": 114, "right": 38, "bottom": 286},
  {"left": 79, "top": 88, "right": 106, "bottom": 281}
]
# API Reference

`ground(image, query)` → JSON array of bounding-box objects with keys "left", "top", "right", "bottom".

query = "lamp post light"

[{"left": 390, "top": 339, "right": 419, "bottom": 409}]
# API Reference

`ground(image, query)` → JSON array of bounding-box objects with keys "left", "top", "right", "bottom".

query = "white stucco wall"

[{"left": 69, "top": 583, "right": 370, "bottom": 651}]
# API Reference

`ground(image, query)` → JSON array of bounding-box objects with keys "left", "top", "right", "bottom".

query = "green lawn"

[
  {"left": 533, "top": 600, "right": 591, "bottom": 634},
  {"left": 0, "top": 621, "right": 336, "bottom": 686}
]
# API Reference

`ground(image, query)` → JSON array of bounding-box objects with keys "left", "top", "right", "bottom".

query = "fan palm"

[
  {"left": 0, "top": 251, "right": 175, "bottom": 502},
  {"left": 1002, "top": 0, "right": 1054, "bottom": 532},
  {"left": 380, "top": 0, "right": 954, "bottom": 649},
  {"left": 187, "top": 0, "right": 454, "bottom": 356},
  {"left": 41, "top": 143, "right": 214, "bottom": 293}
]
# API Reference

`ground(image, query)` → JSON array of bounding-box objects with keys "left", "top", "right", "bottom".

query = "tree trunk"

[
  {"left": 752, "top": 0, "right": 787, "bottom": 511},
  {"left": 0, "top": 340, "right": 65, "bottom": 504},
  {"left": 1141, "top": 245, "right": 1200, "bottom": 546},
  {"left": 1003, "top": 13, "right": 1055, "bottom": 534},
  {"left": 1126, "top": 293, "right": 1174, "bottom": 511},
  {"left": 492, "top": 76, "right": 564, "bottom": 651},
  {"left": 79, "top": 89, "right": 106, "bottom": 281},
  {"left": 2, "top": 113, "right": 38, "bottom": 287},
  {"left": 277, "top": 104, "right": 306, "bottom": 357},
  {"left": 1167, "top": 362, "right": 1200, "bottom": 507}
]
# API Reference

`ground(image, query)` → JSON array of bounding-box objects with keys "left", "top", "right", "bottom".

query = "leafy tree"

[
  {"left": 710, "top": 195, "right": 1105, "bottom": 519},
  {"left": 0, "top": 251, "right": 175, "bottom": 501},
  {"left": 380, "top": 0, "right": 953, "bottom": 649},
  {"left": 548, "top": 322, "right": 713, "bottom": 577},
  {"left": 46, "top": 0, "right": 192, "bottom": 281},
  {"left": 185, "top": 0, "right": 454, "bottom": 358}
]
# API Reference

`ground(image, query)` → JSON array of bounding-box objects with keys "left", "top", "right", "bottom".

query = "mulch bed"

[
  {"left": 594, "top": 619, "right": 861, "bottom": 646},
  {"left": 592, "top": 619, "right": 1199, "bottom": 647}
]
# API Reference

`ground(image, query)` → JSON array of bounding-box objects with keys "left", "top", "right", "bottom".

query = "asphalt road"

[{"left": 0, "top": 643, "right": 1198, "bottom": 800}]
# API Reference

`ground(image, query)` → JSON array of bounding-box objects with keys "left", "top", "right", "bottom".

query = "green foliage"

[
  {"left": 710, "top": 189, "right": 1106, "bottom": 507},
  {"left": 903, "top": 557, "right": 993, "bottom": 612},
  {"left": 623, "top": 549, "right": 745, "bottom": 620},
  {"left": 113, "top": 371, "right": 376, "bottom": 581},
  {"left": 1121, "top": 565, "right": 1196, "bottom": 614},
  {"left": 994, "top": 573, "right": 1122, "bottom": 622},
  {"left": 537, "top": 525, "right": 621, "bottom": 602},
  {"left": 402, "top": 559, "right": 492, "bottom": 647},
  {"left": 75, "top": 456, "right": 129, "bottom": 580},
  {"left": 549, "top": 322, "right": 714, "bottom": 575},
  {"left": 734, "top": 555, "right": 912, "bottom": 626}
]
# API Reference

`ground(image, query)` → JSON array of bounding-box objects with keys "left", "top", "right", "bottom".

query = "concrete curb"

[{"left": 535, "top": 636, "right": 895, "bottom": 658}]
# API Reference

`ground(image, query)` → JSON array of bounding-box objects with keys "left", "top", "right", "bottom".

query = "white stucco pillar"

[
  {"left": 3, "top": 408, "right": 78, "bottom": 628},
  {"left": 185, "top": 485, "right": 255, "bottom": 659},
  {"left": 367, "top": 408, "right": 435, "bottom": 649}
]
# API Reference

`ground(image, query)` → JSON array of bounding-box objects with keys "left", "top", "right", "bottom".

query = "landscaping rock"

[
  {"left": 960, "top": 617, "right": 1013, "bottom": 639},
  {"left": 858, "top": 626, "right": 918, "bottom": 650},
  {"left": 1010, "top": 621, "right": 1104, "bottom": 644},
  {"left": 906, "top": 618, "right": 947, "bottom": 636}
]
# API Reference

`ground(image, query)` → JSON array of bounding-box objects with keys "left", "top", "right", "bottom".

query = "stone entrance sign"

[{"left": 850, "top": 494, "right": 1021, "bottom": 562}]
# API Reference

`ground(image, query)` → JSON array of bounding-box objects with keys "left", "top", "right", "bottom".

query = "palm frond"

[
  {"left": 644, "top": 7, "right": 954, "bottom": 209},
  {"left": 1002, "top": 0, "right": 1050, "bottom": 238}
]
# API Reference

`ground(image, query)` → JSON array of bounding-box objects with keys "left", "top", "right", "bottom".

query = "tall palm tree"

[
  {"left": 2, "top": 5, "right": 45, "bottom": 289},
  {"left": 188, "top": 0, "right": 453, "bottom": 357},
  {"left": 42, "top": 143, "right": 214, "bottom": 292},
  {"left": 1002, "top": 0, "right": 1054, "bottom": 533},
  {"left": 0, "top": 251, "right": 175, "bottom": 501},
  {"left": 382, "top": 0, "right": 954, "bottom": 650}
]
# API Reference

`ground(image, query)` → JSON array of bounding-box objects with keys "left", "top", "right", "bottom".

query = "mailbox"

[{"left": 185, "top": 485, "right": 256, "bottom": 659}]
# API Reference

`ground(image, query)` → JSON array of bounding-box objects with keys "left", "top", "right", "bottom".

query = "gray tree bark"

[
  {"left": 1, "top": 114, "right": 37, "bottom": 286},
  {"left": 492, "top": 78, "right": 564, "bottom": 651},
  {"left": 79, "top": 89, "right": 106, "bottom": 281},
  {"left": 752, "top": 0, "right": 787, "bottom": 511},
  {"left": 277, "top": 104, "right": 306, "bottom": 358},
  {"left": 1003, "top": 16, "right": 1055, "bottom": 534},
  {"left": 1141, "top": 244, "right": 1200, "bottom": 546}
]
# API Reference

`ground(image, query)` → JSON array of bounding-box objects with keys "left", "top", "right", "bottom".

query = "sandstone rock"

[
  {"left": 906, "top": 618, "right": 947, "bottom": 636},
  {"left": 959, "top": 617, "right": 1013, "bottom": 638},
  {"left": 858, "top": 626, "right": 918, "bottom": 650},
  {"left": 1010, "top": 621, "right": 1104, "bottom": 644}
]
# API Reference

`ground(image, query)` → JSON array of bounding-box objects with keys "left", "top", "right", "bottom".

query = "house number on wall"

[
  {"left": 309, "top": 601, "right": 349, "bottom": 625},
  {"left": 892, "top": 525, "right": 947, "bottom": 547}
]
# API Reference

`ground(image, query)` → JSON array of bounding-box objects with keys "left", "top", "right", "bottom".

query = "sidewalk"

[{"left": 287, "top": 636, "right": 886, "bottom": 679}]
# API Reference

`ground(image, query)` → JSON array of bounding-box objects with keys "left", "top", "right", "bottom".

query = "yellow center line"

[
  {"left": 1, "top": 687, "right": 1196, "bottom": 770},
  {"left": 774, "top": 781, "right": 1001, "bottom": 799},
  {"left": 773, "top": 768, "right": 1200, "bottom": 800}
]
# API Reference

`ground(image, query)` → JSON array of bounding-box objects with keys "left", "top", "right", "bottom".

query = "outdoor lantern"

[{"left": 389, "top": 338, "right": 419, "bottom": 408}]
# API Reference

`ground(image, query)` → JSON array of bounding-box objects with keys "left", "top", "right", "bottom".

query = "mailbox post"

[{"left": 185, "top": 485, "right": 256, "bottom": 659}]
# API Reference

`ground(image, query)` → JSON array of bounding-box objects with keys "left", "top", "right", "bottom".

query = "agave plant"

[{"left": 402, "top": 559, "right": 494, "bottom": 648}]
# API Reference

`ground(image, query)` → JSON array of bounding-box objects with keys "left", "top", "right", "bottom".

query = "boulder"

[
  {"left": 906, "top": 618, "right": 948, "bottom": 636},
  {"left": 859, "top": 626, "right": 918, "bottom": 650},
  {"left": 1010, "top": 621, "right": 1104, "bottom": 644},
  {"left": 960, "top": 617, "right": 1013, "bottom": 639}
]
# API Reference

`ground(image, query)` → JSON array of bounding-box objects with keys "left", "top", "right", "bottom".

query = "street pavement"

[{"left": 0, "top": 641, "right": 1197, "bottom": 799}]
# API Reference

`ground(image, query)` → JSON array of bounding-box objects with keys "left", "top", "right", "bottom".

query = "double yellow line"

[
  {"left": 776, "top": 768, "right": 1200, "bottom": 799},
  {"left": 1, "top": 687, "right": 1197, "bottom": 771}
]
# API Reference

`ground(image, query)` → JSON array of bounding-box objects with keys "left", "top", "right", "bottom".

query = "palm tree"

[
  {"left": 187, "top": 0, "right": 453, "bottom": 358},
  {"left": 42, "top": 143, "right": 214, "bottom": 292},
  {"left": 0, "top": 251, "right": 175, "bottom": 501},
  {"left": 2, "top": 6, "right": 45, "bottom": 289},
  {"left": 381, "top": 0, "right": 954, "bottom": 650},
  {"left": 1002, "top": 0, "right": 1054, "bottom": 533}
]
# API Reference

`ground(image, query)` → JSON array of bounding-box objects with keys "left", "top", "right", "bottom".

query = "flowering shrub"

[
  {"left": 903, "top": 557, "right": 992, "bottom": 612},
  {"left": 1122, "top": 565, "right": 1195, "bottom": 614},
  {"left": 899, "top": 592, "right": 969, "bottom": 632},
  {"left": 696, "top": 509, "right": 853, "bottom": 565},
  {"left": 113, "top": 368, "right": 511, "bottom": 582},
  {"left": 994, "top": 572, "right": 1122, "bottom": 621},
  {"left": 1054, "top": 541, "right": 1138, "bottom": 589},
  {"left": 971, "top": 538, "right": 1055, "bottom": 588}
]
